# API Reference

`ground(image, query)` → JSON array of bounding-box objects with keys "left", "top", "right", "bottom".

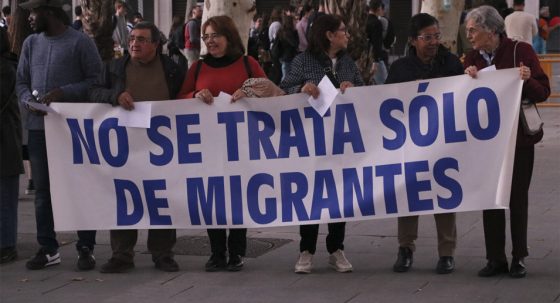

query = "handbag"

[
  {"left": 520, "top": 99, "right": 543, "bottom": 135},
  {"left": 513, "top": 41, "right": 544, "bottom": 145}
]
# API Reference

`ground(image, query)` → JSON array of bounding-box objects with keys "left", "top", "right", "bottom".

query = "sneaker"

[
  {"left": 227, "top": 254, "right": 244, "bottom": 272},
  {"left": 0, "top": 247, "right": 17, "bottom": 264},
  {"left": 77, "top": 246, "right": 96, "bottom": 271},
  {"left": 154, "top": 256, "right": 179, "bottom": 272},
  {"left": 329, "top": 249, "right": 353, "bottom": 273},
  {"left": 205, "top": 253, "right": 227, "bottom": 272},
  {"left": 294, "top": 251, "right": 313, "bottom": 274},
  {"left": 25, "top": 179, "right": 35, "bottom": 195},
  {"left": 100, "top": 258, "right": 134, "bottom": 273},
  {"left": 26, "top": 248, "right": 60, "bottom": 270}
]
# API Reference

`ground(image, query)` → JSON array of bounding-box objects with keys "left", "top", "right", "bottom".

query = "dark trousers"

[
  {"left": 28, "top": 130, "right": 96, "bottom": 252},
  {"left": 0, "top": 175, "right": 19, "bottom": 249},
  {"left": 207, "top": 228, "right": 247, "bottom": 256},
  {"left": 483, "top": 146, "right": 534, "bottom": 261},
  {"left": 299, "top": 223, "right": 345, "bottom": 254},
  {"left": 110, "top": 229, "right": 176, "bottom": 262}
]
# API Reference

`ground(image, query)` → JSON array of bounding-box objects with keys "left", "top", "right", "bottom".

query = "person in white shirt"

[{"left": 504, "top": 0, "right": 537, "bottom": 45}]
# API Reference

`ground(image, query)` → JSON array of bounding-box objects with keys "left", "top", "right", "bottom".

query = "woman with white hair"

[{"left": 463, "top": 5, "right": 550, "bottom": 279}]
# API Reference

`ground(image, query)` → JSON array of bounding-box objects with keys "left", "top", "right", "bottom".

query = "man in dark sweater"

[
  {"left": 16, "top": 0, "right": 102, "bottom": 271},
  {"left": 89, "top": 21, "right": 185, "bottom": 273},
  {"left": 385, "top": 13, "right": 463, "bottom": 275}
]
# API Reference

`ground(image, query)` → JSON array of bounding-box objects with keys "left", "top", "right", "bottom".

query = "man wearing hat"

[{"left": 15, "top": 0, "right": 102, "bottom": 271}]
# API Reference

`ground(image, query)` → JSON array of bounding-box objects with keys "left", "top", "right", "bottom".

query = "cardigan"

[{"left": 463, "top": 36, "right": 550, "bottom": 146}]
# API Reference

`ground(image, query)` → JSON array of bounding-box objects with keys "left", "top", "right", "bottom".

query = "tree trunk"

[
  {"left": 200, "top": 0, "right": 256, "bottom": 55},
  {"left": 421, "top": 0, "right": 464, "bottom": 53},
  {"left": 80, "top": 0, "right": 115, "bottom": 61},
  {"left": 322, "top": 0, "right": 371, "bottom": 83}
]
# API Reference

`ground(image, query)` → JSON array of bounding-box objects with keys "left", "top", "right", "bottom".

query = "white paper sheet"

[
  {"left": 23, "top": 100, "right": 58, "bottom": 114},
  {"left": 116, "top": 103, "right": 152, "bottom": 128},
  {"left": 308, "top": 75, "right": 339, "bottom": 116},
  {"left": 480, "top": 65, "right": 496, "bottom": 72},
  {"left": 216, "top": 91, "right": 233, "bottom": 103}
]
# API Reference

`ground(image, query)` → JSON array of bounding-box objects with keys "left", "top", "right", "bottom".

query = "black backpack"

[
  {"left": 173, "top": 23, "right": 187, "bottom": 50},
  {"left": 270, "top": 37, "right": 281, "bottom": 62},
  {"left": 382, "top": 17, "right": 396, "bottom": 50}
]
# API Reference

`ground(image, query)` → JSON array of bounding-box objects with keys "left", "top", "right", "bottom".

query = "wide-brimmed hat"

[{"left": 19, "top": 0, "right": 63, "bottom": 10}]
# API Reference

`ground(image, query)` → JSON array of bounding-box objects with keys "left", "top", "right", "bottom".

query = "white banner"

[{"left": 45, "top": 68, "right": 522, "bottom": 231}]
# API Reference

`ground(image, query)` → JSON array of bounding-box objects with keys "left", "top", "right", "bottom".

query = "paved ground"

[{"left": 0, "top": 108, "right": 559, "bottom": 303}]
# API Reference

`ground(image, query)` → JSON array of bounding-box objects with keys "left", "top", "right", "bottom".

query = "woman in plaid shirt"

[{"left": 280, "top": 14, "right": 364, "bottom": 274}]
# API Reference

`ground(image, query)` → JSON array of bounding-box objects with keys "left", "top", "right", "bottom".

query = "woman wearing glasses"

[
  {"left": 280, "top": 14, "right": 363, "bottom": 274},
  {"left": 385, "top": 13, "right": 463, "bottom": 275},
  {"left": 463, "top": 6, "right": 550, "bottom": 279},
  {"left": 177, "top": 15, "right": 266, "bottom": 272}
]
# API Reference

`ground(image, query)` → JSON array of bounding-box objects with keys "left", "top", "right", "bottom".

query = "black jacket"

[
  {"left": 0, "top": 54, "right": 23, "bottom": 177},
  {"left": 89, "top": 54, "right": 185, "bottom": 104},
  {"left": 385, "top": 45, "right": 463, "bottom": 84}
]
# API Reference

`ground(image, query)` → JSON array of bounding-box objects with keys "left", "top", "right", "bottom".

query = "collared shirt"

[{"left": 479, "top": 50, "right": 495, "bottom": 66}]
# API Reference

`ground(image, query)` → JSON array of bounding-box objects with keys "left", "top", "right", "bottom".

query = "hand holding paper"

[
  {"left": 23, "top": 100, "right": 58, "bottom": 114},
  {"left": 307, "top": 75, "right": 338, "bottom": 116}
]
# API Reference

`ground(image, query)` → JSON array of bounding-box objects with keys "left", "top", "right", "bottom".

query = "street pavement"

[{"left": 0, "top": 109, "right": 559, "bottom": 303}]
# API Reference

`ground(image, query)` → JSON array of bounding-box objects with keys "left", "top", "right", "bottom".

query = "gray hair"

[{"left": 465, "top": 5, "right": 504, "bottom": 35}]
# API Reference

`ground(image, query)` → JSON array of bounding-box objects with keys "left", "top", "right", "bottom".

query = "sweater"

[
  {"left": 89, "top": 54, "right": 185, "bottom": 104},
  {"left": 463, "top": 36, "right": 550, "bottom": 146},
  {"left": 385, "top": 45, "right": 463, "bottom": 84},
  {"left": 177, "top": 55, "right": 266, "bottom": 98},
  {"left": 15, "top": 27, "right": 102, "bottom": 130}
]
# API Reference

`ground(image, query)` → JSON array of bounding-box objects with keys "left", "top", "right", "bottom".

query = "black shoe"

[
  {"left": 26, "top": 248, "right": 60, "bottom": 270},
  {"left": 205, "top": 253, "right": 227, "bottom": 272},
  {"left": 478, "top": 260, "right": 509, "bottom": 277},
  {"left": 509, "top": 258, "right": 527, "bottom": 278},
  {"left": 227, "top": 254, "right": 244, "bottom": 272},
  {"left": 0, "top": 247, "right": 17, "bottom": 264},
  {"left": 154, "top": 256, "right": 179, "bottom": 272},
  {"left": 436, "top": 256, "right": 455, "bottom": 274},
  {"left": 100, "top": 258, "right": 134, "bottom": 273},
  {"left": 25, "top": 179, "right": 35, "bottom": 195},
  {"left": 77, "top": 246, "right": 96, "bottom": 271},
  {"left": 393, "top": 247, "right": 413, "bottom": 272}
]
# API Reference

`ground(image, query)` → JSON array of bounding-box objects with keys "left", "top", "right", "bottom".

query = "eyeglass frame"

[
  {"left": 416, "top": 33, "right": 442, "bottom": 42},
  {"left": 128, "top": 35, "right": 153, "bottom": 44},
  {"left": 201, "top": 32, "right": 223, "bottom": 42},
  {"left": 465, "top": 26, "right": 480, "bottom": 36},
  {"left": 336, "top": 27, "right": 348, "bottom": 34}
]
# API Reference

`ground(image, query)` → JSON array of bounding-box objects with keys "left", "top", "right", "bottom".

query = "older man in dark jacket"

[{"left": 89, "top": 21, "right": 185, "bottom": 273}]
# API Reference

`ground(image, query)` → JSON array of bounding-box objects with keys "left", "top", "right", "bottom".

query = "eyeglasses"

[
  {"left": 417, "top": 33, "right": 442, "bottom": 42},
  {"left": 465, "top": 27, "right": 480, "bottom": 35},
  {"left": 202, "top": 33, "right": 223, "bottom": 41},
  {"left": 337, "top": 27, "right": 348, "bottom": 34},
  {"left": 128, "top": 35, "right": 152, "bottom": 44}
]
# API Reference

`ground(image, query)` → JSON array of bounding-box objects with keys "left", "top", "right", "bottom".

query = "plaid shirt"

[{"left": 280, "top": 51, "right": 364, "bottom": 94}]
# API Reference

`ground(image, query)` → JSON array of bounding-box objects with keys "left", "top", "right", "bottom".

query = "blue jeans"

[
  {"left": 0, "top": 175, "right": 19, "bottom": 249},
  {"left": 533, "top": 36, "right": 546, "bottom": 54},
  {"left": 28, "top": 130, "right": 96, "bottom": 252},
  {"left": 372, "top": 61, "right": 388, "bottom": 85},
  {"left": 280, "top": 59, "right": 292, "bottom": 82}
]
